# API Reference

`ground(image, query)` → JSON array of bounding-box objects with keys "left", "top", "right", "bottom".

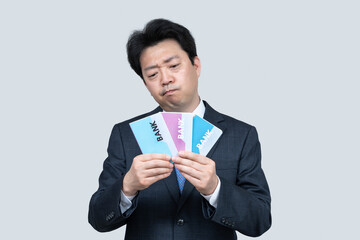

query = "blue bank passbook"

[{"left": 129, "top": 113, "right": 178, "bottom": 156}]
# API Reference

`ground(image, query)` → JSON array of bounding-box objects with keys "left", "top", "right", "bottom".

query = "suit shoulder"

[
  {"left": 217, "top": 111, "right": 257, "bottom": 138},
  {"left": 223, "top": 113, "right": 252, "bottom": 128},
  {"left": 204, "top": 101, "right": 255, "bottom": 132},
  {"left": 215, "top": 108, "right": 254, "bottom": 129}
]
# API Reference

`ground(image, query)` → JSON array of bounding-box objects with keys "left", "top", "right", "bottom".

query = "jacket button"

[
  {"left": 221, "top": 218, "right": 226, "bottom": 224},
  {"left": 177, "top": 218, "right": 184, "bottom": 226}
]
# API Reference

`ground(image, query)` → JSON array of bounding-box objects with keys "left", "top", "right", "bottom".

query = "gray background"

[{"left": 1, "top": 0, "right": 359, "bottom": 239}]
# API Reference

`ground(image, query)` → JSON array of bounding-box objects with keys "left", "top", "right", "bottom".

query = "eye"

[
  {"left": 170, "top": 64, "right": 180, "bottom": 69},
  {"left": 147, "top": 72, "right": 158, "bottom": 79}
]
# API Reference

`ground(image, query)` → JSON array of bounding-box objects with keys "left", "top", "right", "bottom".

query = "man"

[{"left": 89, "top": 19, "right": 271, "bottom": 239}]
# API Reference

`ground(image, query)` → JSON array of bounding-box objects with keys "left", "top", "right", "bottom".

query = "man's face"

[{"left": 140, "top": 39, "right": 201, "bottom": 112}]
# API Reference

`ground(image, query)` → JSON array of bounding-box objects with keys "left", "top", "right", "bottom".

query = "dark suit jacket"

[{"left": 88, "top": 101, "right": 271, "bottom": 239}]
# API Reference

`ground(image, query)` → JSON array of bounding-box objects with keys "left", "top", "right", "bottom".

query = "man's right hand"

[{"left": 122, "top": 153, "right": 173, "bottom": 196}]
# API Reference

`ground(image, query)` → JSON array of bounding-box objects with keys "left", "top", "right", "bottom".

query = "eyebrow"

[{"left": 144, "top": 55, "right": 180, "bottom": 71}]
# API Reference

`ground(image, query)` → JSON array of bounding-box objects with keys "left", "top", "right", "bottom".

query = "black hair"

[{"left": 126, "top": 18, "right": 197, "bottom": 80}]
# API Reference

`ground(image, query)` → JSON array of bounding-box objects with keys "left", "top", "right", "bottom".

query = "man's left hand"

[{"left": 172, "top": 151, "right": 218, "bottom": 195}]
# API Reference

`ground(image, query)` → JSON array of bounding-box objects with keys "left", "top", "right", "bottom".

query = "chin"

[{"left": 160, "top": 102, "right": 180, "bottom": 112}]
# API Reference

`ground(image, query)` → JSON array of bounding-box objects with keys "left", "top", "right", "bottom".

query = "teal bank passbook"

[{"left": 192, "top": 115, "right": 222, "bottom": 156}]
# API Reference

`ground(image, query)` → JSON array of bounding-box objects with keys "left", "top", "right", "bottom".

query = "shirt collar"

[{"left": 192, "top": 99, "right": 205, "bottom": 118}]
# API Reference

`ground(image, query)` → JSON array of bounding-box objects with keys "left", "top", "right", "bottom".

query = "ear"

[{"left": 193, "top": 56, "right": 201, "bottom": 78}]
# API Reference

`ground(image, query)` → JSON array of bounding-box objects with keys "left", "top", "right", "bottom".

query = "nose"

[{"left": 160, "top": 68, "right": 173, "bottom": 86}]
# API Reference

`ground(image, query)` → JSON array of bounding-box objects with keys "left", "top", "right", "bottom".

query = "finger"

[
  {"left": 174, "top": 163, "right": 202, "bottom": 180},
  {"left": 172, "top": 156, "right": 202, "bottom": 171},
  {"left": 143, "top": 160, "right": 174, "bottom": 170},
  {"left": 137, "top": 153, "right": 171, "bottom": 162},
  {"left": 145, "top": 171, "right": 172, "bottom": 185},
  {"left": 143, "top": 167, "right": 173, "bottom": 178},
  {"left": 181, "top": 171, "right": 218, "bottom": 195},
  {"left": 178, "top": 171, "right": 201, "bottom": 187},
  {"left": 178, "top": 151, "right": 208, "bottom": 164}
]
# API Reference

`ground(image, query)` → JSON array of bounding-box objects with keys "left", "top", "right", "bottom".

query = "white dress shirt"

[{"left": 120, "top": 100, "right": 221, "bottom": 213}]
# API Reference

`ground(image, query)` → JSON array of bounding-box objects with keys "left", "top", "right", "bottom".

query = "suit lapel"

[
  {"left": 177, "top": 101, "right": 227, "bottom": 212},
  {"left": 177, "top": 179, "right": 193, "bottom": 212},
  {"left": 163, "top": 167, "right": 181, "bottom": 203},
  {"left": 202, "top": 101, "right": 227, "bottom": 160}
]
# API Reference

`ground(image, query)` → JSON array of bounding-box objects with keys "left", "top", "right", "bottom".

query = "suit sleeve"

[
  {"left": 202, "top": 126, "right": 271, "bottom": 237},
  {"left": 88, "top": 124, "right": 138, "bottom": 232}
]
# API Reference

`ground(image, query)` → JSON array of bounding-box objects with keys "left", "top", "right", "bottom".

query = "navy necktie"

[{"left": 175, "top": 168, "right": 185, "bottom": 193}]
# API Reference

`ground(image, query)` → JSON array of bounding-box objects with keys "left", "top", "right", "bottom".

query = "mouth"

[
  {"left": 162, "top": 88, "right": 178, "bottom": 96},
  {"left": 164, "top": 89, "right": 177, "bottom": 95}
]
